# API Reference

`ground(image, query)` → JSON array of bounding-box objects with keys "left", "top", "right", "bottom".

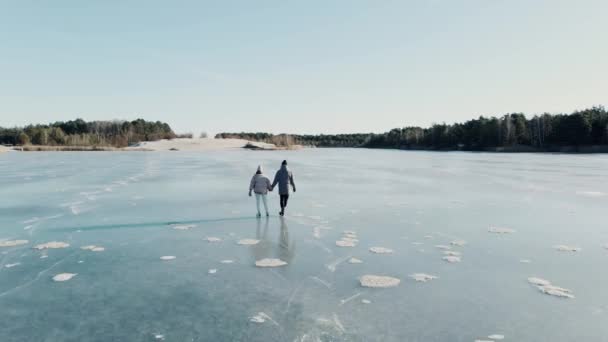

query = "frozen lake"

[{"left": 1, "top": 149, "right": 607, "bottom": 341}]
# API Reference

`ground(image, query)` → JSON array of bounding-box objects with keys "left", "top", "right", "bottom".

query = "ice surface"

[
  {"left": 171, "top": 224, "right": 196, "bottom": 230},
  {"left": 488, "top": 334, "right": 505, "bottom": 340},
  {"left": 348, "top": 257, "right": 363, "bottom": 264},
  {"left": 205, "top": 237, "right": 222, "bottom": 243},
  {"left": 160, "top": 256, "right": 176, "bottom": 261},
  {"left": 528, "top": 277, "right": 574, "bottom": 298},
  {"left": 2, "top": 149, "right": 607, "bottom": 341}
]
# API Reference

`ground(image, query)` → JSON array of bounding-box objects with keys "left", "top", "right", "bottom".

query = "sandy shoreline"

[
  {"left": 125, "top": 138, "right": 277, "bottom": 151},
  {"left": 1, "top": 138, "right": 278, "bottom": 152}
]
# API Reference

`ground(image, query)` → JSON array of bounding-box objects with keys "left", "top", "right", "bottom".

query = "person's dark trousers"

[{"left": 280, "top": 194, "right": 289, "bottom": 213}]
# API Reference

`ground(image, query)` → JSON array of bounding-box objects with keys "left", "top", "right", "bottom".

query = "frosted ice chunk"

[
  {"left": 520, "top": 259, "right": 531, "bottom": 263},
  {"left": 0, "top": 240, "right": 28, "bottom": 247},
  {"left": 528, "top": 277, "right": 551, "bottom": 286},
  {"left": 220, "top": 260, "right": 234, "bottom": 264},
  {"left": 205, "top": 237, "right": 222, "bottom": 243},
  {"left": 488, "top": 227, "right": 515, "bottom": 234},
  {"left": 360, "top": 275, "right": 401, "bottom": 288},
  {"left": 336, "top": 240, "right": 356, "bottom": 247},
  {"left": 237, "top": 239, "right": 260, "bottom": 245},
  {"left": 255, "top": 258, "right": 287, "bottom": 267},
  {"left": 443, "top": 251, "right": 461, "bottom": 256},
  {"left": 553, "top": 245, "right": 581, "bottom": 252},
  {"left": 409, "top": 273, "right": 438, "bottom": 282},
  {"left": 442, "top": 255, "right": 461, "bottom": 263},
  {"left": 369, "top": 247, "right": 394, "bottom": 254},
  {"left": 53, "top": 273, "right": 77, "bottom": 282},
  {"left": 488, "top": 334, "right": 505, "bottom": 340},
  {"left": 5, "top": 263, "right": 20, "bottom": 268},
  {"left": 171, "top": 224, "right": 196, "bottom": 230},
  {"left": 450, "top": 239, "right": 467, "bottom": 246},
  {"left": 81, "top": 245, "right": 105, "bottom": 252},
  {"left": 361, "top": 299, "right": 371, "bottom": 304},
  {"left": 348, "top": 257, "right": 363, "bottom": 264},
  {"left": 250, "top": 312, "right": 275, "bottom": 324},
  {"left": 34, "top": 241, "right": 70, "bottom": 250},
  {"left": 208, "top": 269, "right": 217, "bottom": 274},
  {"left": 160, "top": 256, "right": 176, "bottom": 261}
]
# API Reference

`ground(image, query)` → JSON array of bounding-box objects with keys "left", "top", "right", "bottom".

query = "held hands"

[{"left": 248, "top": 191, "right": 252, "bottom": 197}]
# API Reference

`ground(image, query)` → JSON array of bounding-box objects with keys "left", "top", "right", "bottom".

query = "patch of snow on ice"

[
  {"left": 53, "top": 273, "right": 77, "bottom": 282},
  {"left": 33, "top": 241, "right": 69, "bottom": 250},
  {"left": 553, "top": 245, "right": 581, "bottom": 252},
  {"left": 0, "top": 240, "right": 28, "bottom": 247},
  {"left": 369, "top": 247, "right": 394, "bottom": 254},
  {"left": 488, "top": 227, "right": 515, "bottom": 234},
  {"left": 360, "top": 275, "right": 401, "bottom": 288},
  {"left": 409, "top": 273, "right": 438, "bottom": 282},
  {"left": 442, "top": 255, "right": 461, "bottom": 263},
  {"left": 255, "top": 258, "right": 287, "bottom": 267}
]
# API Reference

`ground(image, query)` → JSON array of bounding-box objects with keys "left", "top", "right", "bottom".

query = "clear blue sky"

[{"left": 1, "top": 0, "right": 606, "bottom": 135}]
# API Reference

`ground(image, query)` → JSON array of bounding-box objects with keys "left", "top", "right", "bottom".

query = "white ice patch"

[
  {"left": 520, "top": 259, "right": 532, "bottom": 263},
  {"left": 208, "top": 269, "right": 217, "bottom": 274},
  {"left": 336, "top": 239, "right": 357, "bottom": 247},
  {"left": 53, "top": 273, "right": 77, "bottom": 282},
  {"left": 160, "top": 256, "right": 176, "bottom": 261},
  {"left": 250, "top": 312, "right": 276, "bottom": 324},
  {"left": 205, "top": 237, "right": 222, "bottom": 243},
  {"left": 443, "top": 251, "right": 461, "bottom": 257},
  {"left": 359, "top": 275, "right": 401, "bottom": 288},
  {"left": 237, "top": 239, "right": 260, "bottom": 245},
  {"left": 553, "top": 245, "right": 581, "bottom": 252},
  {"left": 220, "top": 260, "right": 234, "bottom": 264},
  {"left": 369, "top": 247, "right": 394, "bottom": 254},
  {"left": 450, "top": 239, "right": 467, "bottom": 247},
  {"left": 154, "top": 334, "right": 165, "bottom": 340},
  {"left": 171, "top": 224, "right": 196, "bottom": 230},
  {"left": 488, "top": 334, "right": 505, "bottom": 340},
  {"left": 313, "top": 227, "right": 321, "bottom": 239},
  {"left": 336, "top": 231, "right": 358, "bottom": 247},
  {"left": 442, "top": 255, "right": 461, "bottom": 263},
  {"left": 33, "top": 241, "right": 70, "bottom": 250},
  {"left": 255, "top": 258, "right": 287, "bottom": 267},
  {"left": 361, "top": 299, "right": 371, "bottom": 304},
  {"left": 409, "top": 273, "right": 438, "bottom": 282},
  {"left": 5, "top": 263, "right": 21, "bottom": 268},
  {"left": 435, "top": 244, "right": 451, "bottom": 250},
  {"left": 348, "top": 257, "right": 363, "bottom": 264},
  {"left": 0, "top": 240, "right": 28, "bottom": 247},
  {"left": 528, "top": 277, "right": 551, "bottom": 286},
  {"left": 488, "top": 227, "right": 515, "bottom": 234},
  {"left": 528, "top": 277, "right": 574, "bottom": 298},
  {"left": 81, "top": 245, "right": 104, "bottom": 252},
  {"left": 576, "top": 191, "right": 605, "bottom": 198}
]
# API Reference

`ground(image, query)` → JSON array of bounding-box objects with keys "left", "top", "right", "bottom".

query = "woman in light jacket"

[{"left": 249, "top": 165, "right": 272, "bottom": 217}]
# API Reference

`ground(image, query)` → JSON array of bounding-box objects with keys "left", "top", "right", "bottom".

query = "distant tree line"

[
  {"left": 217, "top": 107, "right": 608, "bottom": 151},
  {"left": 215, "top": 132, "right": 370, "bottom": 147},
  {"left": 0, "top": 118, "right": 176, "bottom": 147}
]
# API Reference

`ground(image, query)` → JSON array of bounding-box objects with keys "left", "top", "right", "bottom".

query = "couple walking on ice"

[{"left": 249, "top": 160, "right": 296, "bottom": 218}]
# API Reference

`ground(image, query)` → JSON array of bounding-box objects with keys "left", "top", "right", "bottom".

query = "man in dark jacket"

[{"left": 272, "top": 160, "right": 296, "bottom": 216}]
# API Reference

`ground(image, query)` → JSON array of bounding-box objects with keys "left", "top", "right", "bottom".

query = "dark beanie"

[{"left": 282, "top": 160, "right": 287, "bottom": 165}]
